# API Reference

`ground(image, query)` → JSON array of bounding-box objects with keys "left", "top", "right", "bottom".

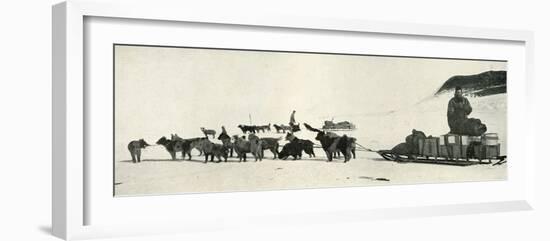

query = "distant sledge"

[{"left": 321, "top": 120, "right": 356, "bottom": 131}]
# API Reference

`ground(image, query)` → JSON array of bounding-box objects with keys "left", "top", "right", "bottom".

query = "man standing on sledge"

[
  {"left": 289, "top": 110, "right": 296, "bottom": 126},
  {"left": 289, "top": 110, "right": 299, "bottom": 133}
]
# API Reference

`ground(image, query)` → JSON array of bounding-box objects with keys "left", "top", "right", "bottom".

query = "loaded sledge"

[
  {"left": 375, "top": 131, "right": 506, "bottom": 166},
  {"left": 322, "top": 119, "right": 356, "bottom": 131}
]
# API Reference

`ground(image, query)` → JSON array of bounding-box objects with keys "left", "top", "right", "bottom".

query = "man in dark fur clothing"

[
  {"left": 217, "top": 126, "right": 234, "bottom": 157},
  {"left": 447, "top": 86, "right": 487, "bottom": 136}
]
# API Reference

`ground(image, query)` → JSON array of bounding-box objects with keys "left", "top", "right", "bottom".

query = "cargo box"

[
  {"left": 482, "top": 133, "right": 499, "bottom": 146},
  {"left": 441, "top": 134, "right": 461, "bottom": 145},
  {"left": 418, "top": 137, "right": 439, "bottom": 157},
  {"left": 439, "top": 134, "right": 462, "bottom": 160},
  {"left": 461, "top": 144, "right": 482, "bottom": 160},
  {"left": 482, "top": 144, "right": 500, "bottom": 159},
  {"left": 460, "top": 136, "right": 481, "bottom": 146},
  {"left": 439, "top": 144, "right": 462, "bottom": 160},
  {"left": 460, "top": 135, "right": 482, "bottom": 159}
]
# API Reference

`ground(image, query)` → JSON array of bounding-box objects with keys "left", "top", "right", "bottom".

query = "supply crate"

[{"left": 418, "top": 137, "right": 439, "bottom": 157}]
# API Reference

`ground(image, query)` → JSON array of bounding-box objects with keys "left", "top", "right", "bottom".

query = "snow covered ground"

[{"left": 114, "top": 92, "right": 507, "bottom": 196}]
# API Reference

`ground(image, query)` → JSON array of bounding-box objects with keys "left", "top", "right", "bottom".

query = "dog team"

[{"left": 128, "top": 123, "right": 356, "bottom": 164}]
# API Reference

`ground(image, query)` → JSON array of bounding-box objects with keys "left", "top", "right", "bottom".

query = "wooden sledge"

[
  {"left": 375, "top": 150, "right": 506, "bottom": 166},
  {"left": 365, "top": 133, "right": 507, "bottom": 167}
]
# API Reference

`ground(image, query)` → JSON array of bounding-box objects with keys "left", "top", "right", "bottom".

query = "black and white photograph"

[
  {"left": 4, "top": 0, "right": 550, "bottom": 240},
  {"left": 114, "top": 44, "right": 507, "bottom": 196}
]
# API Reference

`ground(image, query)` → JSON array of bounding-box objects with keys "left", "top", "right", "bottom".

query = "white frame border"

[{"left": 52, "top": 0, "right": 535, "bottom": 240}]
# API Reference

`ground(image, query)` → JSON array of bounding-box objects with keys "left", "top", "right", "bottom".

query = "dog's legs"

[
  {"left": 130, "top": 150, "right": 136, "bottom": 163},
  {"left": 170, "top": 152, "right": 176, "bottom": 161},
  {"left": 136, "top": 149, "right": 141, "bottom": 163},
  {"left": 214, "top": 155, "right": 219, "bottom": 163},
  {"left": 325, "top": 151, "right": 332, "bottom": 162},
  {"left": 344, "top": 149, "right": 352, "bottom": 163}
]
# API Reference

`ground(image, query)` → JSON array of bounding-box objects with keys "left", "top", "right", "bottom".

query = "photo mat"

[{"left": 114, "top": 44, "right": 507, "bottom": 196}]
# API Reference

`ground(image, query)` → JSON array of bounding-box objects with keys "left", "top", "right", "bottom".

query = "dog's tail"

[{"left": 304, "top": 123, "right": 322, "bottom": 133}]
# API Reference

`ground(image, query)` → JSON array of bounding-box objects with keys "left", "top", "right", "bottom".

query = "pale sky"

[{"left": 114, "top": 45, "right": 506, "bottom": 139}]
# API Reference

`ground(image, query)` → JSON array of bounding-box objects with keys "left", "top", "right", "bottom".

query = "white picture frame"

[{"left": 52, "top": 0, "right": 535, "bottom": 240}]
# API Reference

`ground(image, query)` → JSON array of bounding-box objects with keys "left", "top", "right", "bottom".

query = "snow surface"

[{"left": 114, "top": 92, "right": 507, "bottom": 196}]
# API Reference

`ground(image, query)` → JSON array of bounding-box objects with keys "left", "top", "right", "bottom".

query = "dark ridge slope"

[{"left": 435, "top": 70, "right": 507, "bottom": 97}]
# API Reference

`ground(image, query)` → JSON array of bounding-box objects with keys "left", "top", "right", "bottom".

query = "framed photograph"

[{"left": 53, "top": 0, "right": 535, "bottom": 240}]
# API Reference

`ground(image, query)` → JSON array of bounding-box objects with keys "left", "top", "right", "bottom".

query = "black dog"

[
  {"left": 156, "top": 136, "right": 191, "bottom": 160},
  {"left": 238, "top": 124, "right": 256, "bottom": 134},
  {"left": 278, "top": 141, "right": 302, "bottom": 160},
  {"left": 304, "top": 123, "right": 354, "bottom": 162},
  {"left": 290, "top": 123, "right": 301, "bottom": 132},
  {"left": 273, "top": 124, "right": 300, "bottom": 133},
  {"left": 273, "top": 124, "right": 286, "bottom": 133},
  {"left": 278, "top": 133, "right": 315, "bottom": 160}
]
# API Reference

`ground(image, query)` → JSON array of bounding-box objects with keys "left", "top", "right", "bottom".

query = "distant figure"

[
  {"left": 217, "top": 126, "right": 234, "bottom": 157},
  {"left": 127, "top": 139, "right": 150, "bottom": 163},
  {"left": 289, "top": 110, "right": 296, "bottom": 126},
  {"left": 221, "top": 126, "right": 228, "bottom": 136},
  {"left": 289, "top": 110, "right": 299, "bottom": 133},
  {"left": 447, "top": 86, "right": 487, "bottom": 136}
]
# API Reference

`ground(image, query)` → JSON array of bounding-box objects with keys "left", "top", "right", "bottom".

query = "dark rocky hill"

[{"left": 435, "top": 70, "right": 506, "bottom": 97}]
